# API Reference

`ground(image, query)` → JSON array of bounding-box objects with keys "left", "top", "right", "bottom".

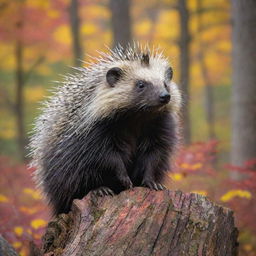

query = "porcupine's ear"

[
  {"left": 165, "top": 67, "right": 173, "bottom": 81},
  {"left": 141, "top": 53, "right": 149, "bottom": 67},
  {"left": 106, "top": 67, "right": 123, "bottom": 87}
]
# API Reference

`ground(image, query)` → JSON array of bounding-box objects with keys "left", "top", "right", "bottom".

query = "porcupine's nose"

[{"left": 159, "top": 92, "right": 171, "bottom": 104}]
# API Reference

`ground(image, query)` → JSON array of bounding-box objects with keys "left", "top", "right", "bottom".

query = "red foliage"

[
  {"left": 0, "top": 157, "right": 50, "bottom": 253},
  {"left": 174, "top": 140, "right": 218, "bottom": 176},
  {"left": 225, "top": 159, "right": 256, "bottom": 240},
  {"left": 226, "top": 159, "right": 256, "bottom": 192},
  {"left": 0, "top": 1, "right": 68, "bottom": 48}
]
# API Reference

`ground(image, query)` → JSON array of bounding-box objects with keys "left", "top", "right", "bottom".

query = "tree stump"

[{"left": 42, "top": 188, "right": 238, "bottom": 256}]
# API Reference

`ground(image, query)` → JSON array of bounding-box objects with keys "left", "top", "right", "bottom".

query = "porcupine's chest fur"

[{"left": 95, "top": 110, "right": 176, "bottom": 187}]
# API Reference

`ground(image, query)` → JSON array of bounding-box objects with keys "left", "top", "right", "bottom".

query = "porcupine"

[{"left": 29, "top": 44, "right": 182, "bottom": 215}]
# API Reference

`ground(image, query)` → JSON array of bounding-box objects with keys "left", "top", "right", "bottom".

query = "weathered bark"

[
  {"left": 109, "top": 0, "right": 132, "bottom": 49},
  {"left": 231, "top": 0, "right": 256, "bottom": 168},
  {"left": 178, "top": 0, "right": 191, "bottom": 144},
  {"left": 69, "top": 0, "right": 83, "bottom": 66},
  {"left": 41, "top": 188, "right": 238, "bottom": 256},
  {"left": 0, "top": 235, "right": 18, "bottom": 256}
]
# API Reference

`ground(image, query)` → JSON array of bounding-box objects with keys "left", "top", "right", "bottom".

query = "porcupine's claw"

[
  {"left": 119, "top": 176, "right": 133, "bottom": 189},
  {"left": 142, "top": 180, "right": 166, "bottom": 191},
  {"left": 92, "top": 186, "right": 115, "bottom": 197}
]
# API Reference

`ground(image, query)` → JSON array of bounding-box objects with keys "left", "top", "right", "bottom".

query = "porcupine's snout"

[{"left": 159, "top": 91, "right": 171, "bottom": 104}]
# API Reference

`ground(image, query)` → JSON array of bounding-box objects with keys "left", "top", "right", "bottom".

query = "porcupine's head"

[{"left": 92, "top": 44, "right": 182, "bottom": 119}]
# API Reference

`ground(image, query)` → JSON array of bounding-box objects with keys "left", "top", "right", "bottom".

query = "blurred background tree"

[
  {"left": 69, "top": 0, "right": 83, "bottom": 66},
  {"left": 110, "top": 0, "right": 131, "bottom": 49},
  {"left": 178, "top": 0, "right": 191, "bottom": 144},
  {"left": 231, "top": 0, "right": 256, "bottom": 172},
  {"left": 0, "top": 0, "right": 256, "bottom": 255}
]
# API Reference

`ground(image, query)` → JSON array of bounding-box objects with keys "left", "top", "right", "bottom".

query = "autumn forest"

[{"left": 0, "top": 0, "right": 256, "bottom": 255}]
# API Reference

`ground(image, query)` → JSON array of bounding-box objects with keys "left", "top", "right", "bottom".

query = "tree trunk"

[
  {"left": 231, "top": 0, "right": 256, "bottom": 168},
  {"left": 178, "top": 0, "right": 191, "bottom": 144},
  {"left": 231, "top": 0, "right": 256, "bottom": 169},
  {"left": 109, "top": 0, "right": 132, "bottom": 49},
  {"left": 197, "top": 0, "right": 215, "bottom": 140},
  {"left": 41, "top": 188, "right": 238, "bottom": 256},
  {"left": 15, "top": 24, "right": 26, "bottom": 161},
  {"left": 69, "top": 0, "right": 83, "bottom": 67}
]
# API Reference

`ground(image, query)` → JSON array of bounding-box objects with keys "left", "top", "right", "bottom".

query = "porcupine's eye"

[
  {"left": 136, "top": 80, "right": 147, "bottom": 89},
  {"left": 165, "top": 67, "right": 173, "bottom": 81}
]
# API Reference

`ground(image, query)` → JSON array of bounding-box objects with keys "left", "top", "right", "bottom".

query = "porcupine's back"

[{"left": 29, "top": 58, "right": 104, "bottom": 189}]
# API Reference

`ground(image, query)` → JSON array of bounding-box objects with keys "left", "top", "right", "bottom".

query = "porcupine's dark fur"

[{"left": 29, "top": 44, "right": 182, "bottom": 215}]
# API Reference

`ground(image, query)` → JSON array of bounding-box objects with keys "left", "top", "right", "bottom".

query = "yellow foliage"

[
  {"left": 190, "top": 62, "right": 204, "bottom": 88},
  {"left": 0, "top": 118, "right": 16, "bottom": 139},
  {"left": 14, "top": 226, "right": 23, "bottom": 236},
  {"left": 81, "top": 5, "right": 110, "bottom": 19},
  {"left": 189, "top": 16, "right": 198, "bottom": 35},
  {"left": 156, "top": 10, "right": 179, "bottom": 39},
  {"left": 220, "top": 190, "right": 252, "bottom": 202},
  {"left": 23, "top": 188, "right": 42, "bottom": 200},
  {"left": 192, "top": 190, "right": 208, "bottom": 196},
  {"left": 31, "top": 218, "right": 47, "bottom": 229},
  {"left": 27, "top": 0, "right": 50, "bottom": 9},
  {"left": 180, "top": 163, "right": 189, "bottom": 169},
  {"left": 25, "top": 86, "right": 45, "bottom": 103},
  {"left": 169, "top": 173, "right": 183, "bottom": 181},
  {"left": 53, "top": 25, "right": 71, "bottom": 46},
  {"left": 156, "top": 24, "right": 176, "bottom": 39},
  {"left": 187, "top": 0, "right": 197, "bottom": 11},
  {"left": 20, "top": 206, "right": 39, "bottom": 215},
  {"left": 36, "top": 65, "right": 52, "bottom": 75},
  {"left": 12, "top": 241, "right": 22, "bottom": 248},
  {"left": 216, "top": 40, "right": 231, "bottom": 53},
  {"left": 180, "top": 163, "right": 202, "bottom": 170},
  {"left": 135, "top": 19, "right": 151, "bottom": 36},
  {"left": 191, "top": 163, "right": 203, "bottom": 170},
  {"left": 81, "top": 24, "right": 97, "bottom": 36},
  {"left": 0, "top": 43, "right": 15, "bottom": 70},
  {"left": 0, "top": 194, "right": 8, "bottom": 202},
  {"left": 24, "top": 48, "right": 40, "bottom": 63},
  {"left": 47, "top": 9, "right": 60, "bottom": 18},
  {"left": 201, "top": 26, "right": 229, "bottom": 43}
]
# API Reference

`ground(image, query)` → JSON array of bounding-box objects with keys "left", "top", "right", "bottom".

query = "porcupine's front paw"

[
  {"left": 142, "top": 180, "right": 166, "bottom": 191},
  {"left": 119, "top": 176, "right": 133, "bottom": 189},
  {"left": 92, "top": 186, "right": 115, "bottom": 197}
]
